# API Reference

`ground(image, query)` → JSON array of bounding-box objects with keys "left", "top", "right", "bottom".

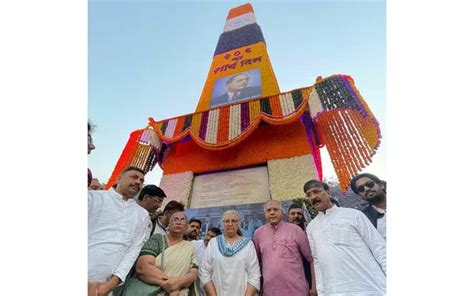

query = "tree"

[
  {"left": 292, "top": 177, "right": 368, "bottom": 219},
  {"left": 291, "top": 197, "right": 318, "bottom": 220}
]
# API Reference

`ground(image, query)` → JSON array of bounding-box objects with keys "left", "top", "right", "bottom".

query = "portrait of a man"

[{"left": 211, "top": 69, "right": 262, "bottom": 107}]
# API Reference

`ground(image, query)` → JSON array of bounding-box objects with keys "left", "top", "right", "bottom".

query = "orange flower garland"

[{"left": 106, "top": 75, "right": 382, "bottom": 192}]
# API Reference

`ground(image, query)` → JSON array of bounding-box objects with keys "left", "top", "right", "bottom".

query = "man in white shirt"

[
  {"left": 304, "top": 179, "right": 386, "bottom": 296},
  {"left": 350, "top": 173, "right": 387, "bottom": 240},
  {"left": 192, "top": 227, "right": 222, "bottom": 295},
  {"left": 88, "top": 166, "right": 152, "bottom": 296}
]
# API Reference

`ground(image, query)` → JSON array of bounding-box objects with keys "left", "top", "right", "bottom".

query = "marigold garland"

[
  {"left": 190, "top": 113, "right": 202, "bottom": 136},
  {"left": 217, "top": 106, "right": 230, "bottom": 143},
  {"left": 301, "top": 111, "right": 323, "bottom": 180},
  {"left": 149, "top": 86, "right": 312, "bottom": 152},
  {"left": 107, "top": 75, "right": 382, "bottom": 192},
  {"left": 342, "top": 110, "right": 371, "bottom": 166},
  {"left": 105, "top": 129, "right": 143, "bottom": 189},
  {"left": 161, "top": 121, "right": 313, "bottom": 175},
  {"left": 105, "top": 128, "right": 163, "bottom": 190}
]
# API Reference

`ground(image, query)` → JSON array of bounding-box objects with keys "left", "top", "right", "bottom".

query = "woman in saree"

[
  {"left": 200, "top": 210, "right": 261, "bottom": 296},
  {"left": 122, "top": 211, "right": 199, "bottom": 296}
]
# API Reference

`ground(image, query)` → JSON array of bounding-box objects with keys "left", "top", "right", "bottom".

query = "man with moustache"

[
  {"left": 350, "top": 173, "right": 387, "bottom": 240},
  {"left": 88, "top": 166, "right": 152, "bottom": 296},
  {"left": 253, "top": 200, "right": 316, "bottom": 296},
  {"left": 304, "top": 179, "right": 386, "bottom": 296},
  {"left": 287, "top": 203, "right": 306, "bottom": 231},
  {"left": 192, "top": 227, "right": 222, "bottom": 295},
  {"left": 185, "top": 218, "right": 202, "bottom": 241}
]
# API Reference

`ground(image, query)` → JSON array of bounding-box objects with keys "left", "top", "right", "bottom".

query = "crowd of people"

[{"left": 88, "top": 123, "right": 387, "bottom": 296}]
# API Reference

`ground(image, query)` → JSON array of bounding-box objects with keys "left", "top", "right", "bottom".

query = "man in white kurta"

[
  {"left": 88, "top": 167, "right": 152, "bottom": 296},
  {"left": 200, "top": 235, "right": 260, "bottom": 296},
  {"left": 304, "top": 179, "right": 386, "bottom": 296},
  {"left": 192, "top": 227, "right": 222, "bottom": 295}
]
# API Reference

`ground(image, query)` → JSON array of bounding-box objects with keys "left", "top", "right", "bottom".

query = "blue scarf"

[{"left": 216, "top": 235, "right": 251, "bottom": 257}]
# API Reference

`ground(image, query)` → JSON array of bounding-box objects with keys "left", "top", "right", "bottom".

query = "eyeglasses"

[
  {"left": 170, "top": 218, "right": 187, "bottom": 225},
  {"left": 223, "top": 219, "right": 239, "bottom": 225},
  {"left": 356, "top": 180, "right": 375, "bottom": 193}
]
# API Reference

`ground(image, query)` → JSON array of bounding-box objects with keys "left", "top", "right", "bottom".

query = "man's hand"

[
  {"left": 309, "top": 288, "right": 318, "bottom": 296},
  {"left": 96, "top": 276, "right": 120, "bottom": 296},
  {"left": 88, "top": 282, "right": 99, "bottom": 296}
]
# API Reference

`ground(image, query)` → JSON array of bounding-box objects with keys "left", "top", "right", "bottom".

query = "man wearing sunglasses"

[{"left": 350, "top": 173, "right": 386, "bottom": 240}]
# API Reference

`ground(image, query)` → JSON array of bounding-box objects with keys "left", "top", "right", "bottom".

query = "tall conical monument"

[
  {"left": 195, "top": 3, "right": 280, "bottom": 112},
  {"left": 105, "top": 3, "right": 381, "bottom": 214}
]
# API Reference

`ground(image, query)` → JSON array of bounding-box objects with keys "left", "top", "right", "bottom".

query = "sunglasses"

[{"left": 356, "top": 180, "right": 375, "bottom": 193}]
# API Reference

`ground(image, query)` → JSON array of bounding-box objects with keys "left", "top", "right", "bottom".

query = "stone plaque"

[{"left": 189, "top": 166, "right": 270, "bottom": 208}]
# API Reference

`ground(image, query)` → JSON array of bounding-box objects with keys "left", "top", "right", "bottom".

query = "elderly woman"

[
  {"left": 122, "top": 211, "right": 199, "bottom": 296},
  {"left": 200, "top": 210, "right": 261, "bottom": 296}
]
